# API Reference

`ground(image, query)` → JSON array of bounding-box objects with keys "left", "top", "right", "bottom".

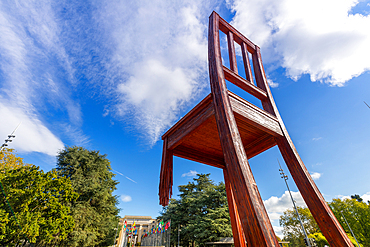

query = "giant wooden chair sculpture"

[{"left": 159, "top": 12, "right": 353, "bottom": 247}]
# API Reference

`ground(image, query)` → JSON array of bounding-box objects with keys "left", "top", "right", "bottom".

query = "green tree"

[
  {"left": 307, "top": 232, "right": 329, "bottom": 247},
  {"left": 56, "top": 146, "right": 120, "bottom": 247},
  {"left": 279, "top": 206, "right": 320, "bottom": 246},
  {"left": 0, "top": 149, "right": 77, "bottom": 246},
  {"left": 329, "top": 198, "right": 370, "bottom": 247},
  {"left": 280, "top": 198, "right": 369, "bottom": 247},
  {"left": 0, "top": 148, "right": 28, "bottom": 171},
  {"left": 351, "top": 194, "right": 363, "bottom": 202},
  {"left": 159, "top": 174, "right": 232, "bottom": 247}
]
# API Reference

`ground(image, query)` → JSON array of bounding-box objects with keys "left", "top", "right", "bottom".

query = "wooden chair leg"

[
  {"left": 224, "top": 169, "right": 247, "bottom": 247},
  {"left": 277, "top": 137, "right": 354, "bottom": 247}
]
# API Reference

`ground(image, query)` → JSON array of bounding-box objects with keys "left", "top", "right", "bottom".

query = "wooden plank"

[
  {"left": 224, "top": 169, "right": 247, "bottom": 247},
  {"left": 241, "top": 42, "right": 254, "bottom": 85},
  {"left": 252, "top": 46, "right": 354, "bottom": 246},
  {"left": 251, "top": 50, "right": 275, "bottom": 115},
  {"left": 209, "top": 12, "right": 280, "bottom": 247},
  {"left": 227, "top": 31, "right": 238, "bottom": 74},
  {"left": 159, "top": 137, "right": 173, "bottom": 206},
  {"left": 217, "top": 12, "right": 255, "bottom": 53},
  {"left": 167, "top": 100, "right": 214, "bottom": 149},
  {"left": 223, "top": 66, "right": 267, "bottom": 100},
  {"left": 173, "top": 145, "right": 225, "bottom": 169},
  {"left": 244, "top": 134, "right": 276, "bottom": 159},
  {"left": 229, "top": 92, "right": 283, "bottom": 137},
  {"left": 162, "top": 94, "right": 213, "bottom": 139}
]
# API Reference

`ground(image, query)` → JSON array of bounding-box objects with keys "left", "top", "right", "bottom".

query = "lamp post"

[
  {"left": 278, "top": 159, "right": 311, "bottom": 247},
  {"left": 340, "top": 211, "right": 360, "bottom": 247},
  {"left": 0, "top": 123, "right": 21, "bottom": 152}
]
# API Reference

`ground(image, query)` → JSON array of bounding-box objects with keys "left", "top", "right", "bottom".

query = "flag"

[{"left": 165, "top": 220, "right": 171, "bottom": 231}]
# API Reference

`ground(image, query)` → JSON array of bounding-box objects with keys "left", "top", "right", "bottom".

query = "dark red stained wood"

[
  {"left": 209, "top": 12, "right": 279, "bottom": 247},
  {"left": 228, "top": 92, "right": 282, "bottom": 137},
  {"left": 252, "top": 46, "right": 353, "bottom": 247},
  {"left": 163, "top": 94, "right": 213, "bottom": 140},
  {"left": 173, "top": 145, "right": 225, "bottom": 169},
  {"left": 166, "top": 97, "right": 214, "bottom": 149},
  {"left": 227, "top": 31, "right": 238, "bottom": 74},
  {"left": 159, "top": 137, "right": 173, "bottom": 206},
  {"left": 243, "top": 134, "right": 276, "bottom": 159},
  {"left": 241, "top": 42, "right": 254, "bottom": 85},
  {"left": 224, "top": 169, "right": 247, "bottom": 247},
  {"left": 223, "top": 66, "right": 267, "bottom": 100},
  {"left": 159, "top": 11, "right": 352, "bottom": 247},
  {"left": 218, "top": 17, "right": 255, "bottom": 54}
]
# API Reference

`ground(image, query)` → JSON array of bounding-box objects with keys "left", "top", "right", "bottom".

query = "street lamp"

[
  {"left": 340, "top": 211, "right": 360, "bottom": 247},
  {"left": 278, "top": 159, "right": 311, "bottom": 247},
  {"left": 0, "top": 123, "right": 21, "bottom": 152}
]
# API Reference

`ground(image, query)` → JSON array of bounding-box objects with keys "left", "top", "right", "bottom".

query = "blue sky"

[{"left": 1, "top": 0, "right": 370, "bottom": 237}]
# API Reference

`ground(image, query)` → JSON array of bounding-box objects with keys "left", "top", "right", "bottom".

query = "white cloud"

[
  {"left": 0, "top": 102, "right": 64, "bottom": 156},
  {"left": 310, "top": 172, "right": 322, "bottom": 180},
  {"left": 338, "top": 192, "right": 370, "bottom": 202},
  {"left": 273, "top": 226, "right": 284, "bottom": 239},
  {"left": 312, "top": 137, "right": 322, "bottom": 141},
  {"left": 361, "top": 192, "right": 370, "bottom": 202},
  {"left": 264, "top": 191, "right": 306, "bottom": 215},
  {"left": 267, "top": 79, "right": 279, "bottom": 88},
  {"left": 121, "top": 194, "right": 132, "bottom": 202},
  {"left": 0, "top": 1, "right": 90, "bottom": 155},
  {"left": 100, "top": 0, "right": 212, "bottom": 144},
  {"left": 230, "top": 0, "right": 370, "bottom": 86},
  {"left": 264, "top": 190, "right": 307, "bottom": 238},
  {"left": 182, "top": 170, "right": 198, "bottom": 177}
]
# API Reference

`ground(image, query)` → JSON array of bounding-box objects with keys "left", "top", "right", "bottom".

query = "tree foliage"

[
  {"left": 280, "top": 196, "right": 370, "bottom": 247},
  {"left": 279, "top": 206, "right": 321, "bottom": 246},
  {"left": 56, "top": 146, "right": 120, "bottom": 247},
  {"left": 0, "top": 149, "right": 77, "bottom": 246},
  {"left": 329, "top": 197, "right": 370, "bottom": 247},
  {"left": 159, "top": 174, "right": 232, "bottom": 247},
  {"left": 0, "top": 148, "right": 27, "bottom": 171}
]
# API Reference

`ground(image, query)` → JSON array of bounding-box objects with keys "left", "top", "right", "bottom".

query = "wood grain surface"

[{"left": 159, "top": 10, "right": 353, "bottom": 247}]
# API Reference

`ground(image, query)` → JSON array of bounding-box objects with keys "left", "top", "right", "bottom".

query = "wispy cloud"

[
  {"left": 0, "top": 102, "right": 64, "bottom": 156},
  {"left": 113, "top": 169, "right": 137, "bottom": 183},
  {"left": 182, "top": 170, "right": 198, "bottom": 177},
  {"left": 2, "top": 0, "right": 368, "bottom": 151},
  {"left": 121, "top": 194, "right": 132, "bottom": 202},
  {"left": 0, "top": 1, "right": 91, "bottom": 155},
  {"left": 312, "top": 137, "right": 322, "bottom": 141},
  {"left": 230, "top": 0, "right": 370, "bottom": 86},
  {"left": 99, "top": 0, "right": 213, "bottom": 144}
]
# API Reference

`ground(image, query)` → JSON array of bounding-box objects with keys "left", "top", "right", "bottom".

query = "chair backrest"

[{"left": 208, "top": 11, "right": 276, "bottom": 117}]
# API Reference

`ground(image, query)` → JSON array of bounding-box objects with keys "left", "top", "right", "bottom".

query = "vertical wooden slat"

[
  {"left": 209, "top": 12, "right": 279, "bottom": 247},
  {"left": 253, "top": 46, "right": 354, "bottom": 247},
  {"left": 251, "top": 50, "right": 275, "bottom": 115},
  {"left": 159, "top": 137, "right": 173, "bottom": 206},
  {"left": 224, "top": 169, "right": 247, "bottom": 247},
  {"left": 227, "top": 31, "right": 238, "bottom": 74},
  {"left": 241, "top": 42, "right": 254, "bottom": 85}
]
